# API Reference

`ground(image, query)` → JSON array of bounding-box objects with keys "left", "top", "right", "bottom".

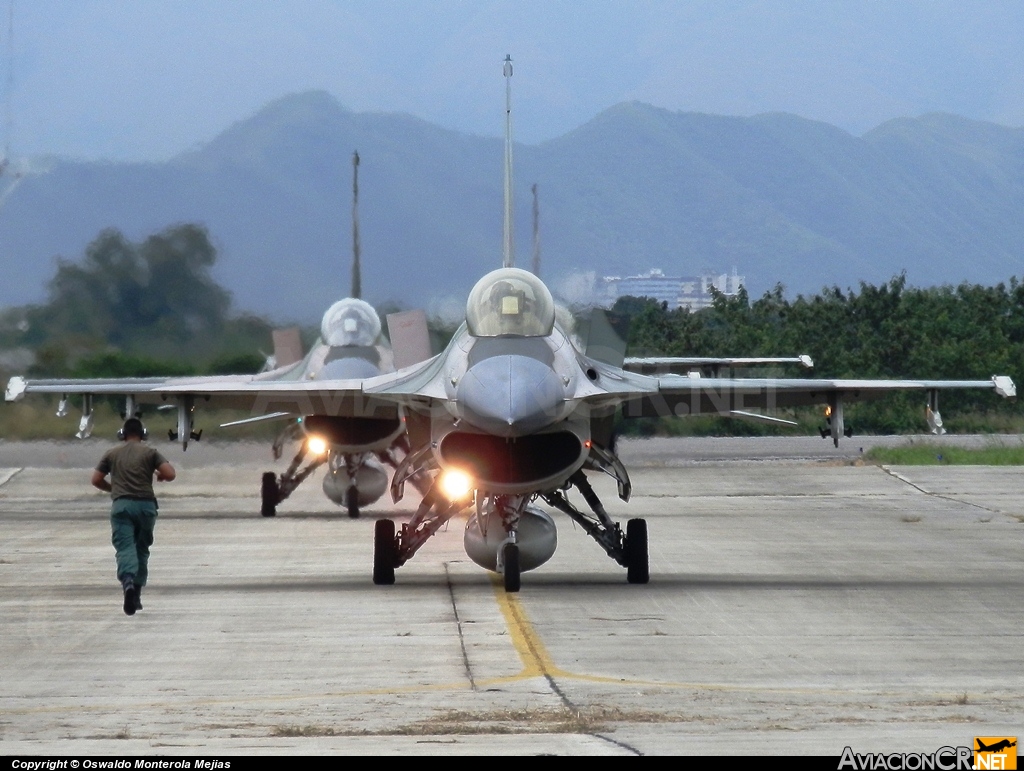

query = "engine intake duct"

[
  {"left": 303, "top": 415, "right": 401, "bottom": 446},
  {"left": 439, "top": 430, "right": 582, "bottom": 487}
]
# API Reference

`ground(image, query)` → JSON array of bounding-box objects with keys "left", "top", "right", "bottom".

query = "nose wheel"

[
  {"left": 346, "top": 486, "right": 360, "bottom": 519},
  {"left": 501, "top": 542, "right": 521, "bottom": 593}
]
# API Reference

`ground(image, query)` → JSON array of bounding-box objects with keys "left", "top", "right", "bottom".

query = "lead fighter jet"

[{"left": 5, "top": 57, "right": 1017, "bottom": 591}]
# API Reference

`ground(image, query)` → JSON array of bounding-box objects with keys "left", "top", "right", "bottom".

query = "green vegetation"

[
  {"left": 864, "top": 441, "right": 1024, "bottom": 465},
  {"left": 0, "top": 224, "right": 283, "bottom": 440},
  {"left": 609, "top": 274, "right": 1024, "bottom": 436},
  {"left": 0, "top": 224, "right": 274, "bottom": 374}
]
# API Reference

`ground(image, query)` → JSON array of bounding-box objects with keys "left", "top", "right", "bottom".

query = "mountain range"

[{"left": 1, "top": 90, "right": 1023, "bottom": 322}]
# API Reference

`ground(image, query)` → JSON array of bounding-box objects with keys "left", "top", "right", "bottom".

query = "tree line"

[
  {"left": 2, "top": 222, "right": 1021, "bottom": 435},
  {"left": 609, "top": 275, "right": 1024, "bottom": 434}
]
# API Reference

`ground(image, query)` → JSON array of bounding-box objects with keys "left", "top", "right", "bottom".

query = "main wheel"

[
  {"left": 260, "top": 472, "right": 278, "bottom": 517},
  {"left": 625, "top": 518, "right": 649, "bottom": 584},
  {"left": 502, "top": 542, "right": 521, "bottom": 593},
  {"left": 373, "top": 519, "right": 396, "bottom": 585},
  {"left": 346, "top": 486, "right": 360, "bottom": 519}
]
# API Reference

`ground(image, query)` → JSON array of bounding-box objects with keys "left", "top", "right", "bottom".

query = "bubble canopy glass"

[
  {"left": 321, "top": 298, "right": 381, "bottom": 347},
  {"left": 465, "top": 268, "right": 556, "bottom": 337}
]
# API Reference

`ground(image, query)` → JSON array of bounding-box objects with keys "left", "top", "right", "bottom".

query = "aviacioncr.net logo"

[{"left": 838, "top": 746, "right": 973, "bottom": 770}]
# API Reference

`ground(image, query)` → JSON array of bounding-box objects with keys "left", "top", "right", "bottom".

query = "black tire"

[
  {"left": 625, "top": 518, "right": 649, "bottom": 584},
  {"left": 502, "top": 542, "right": 521, "bottom": 593},
  {"left": 373, "top": 519, "right": 396, "bottom": 585},
  {"left": 346, "top": 486, "right": 360, "bottom": 519},
  {"left": 260, "top": 472, "right": 278, "bottom": 517}
]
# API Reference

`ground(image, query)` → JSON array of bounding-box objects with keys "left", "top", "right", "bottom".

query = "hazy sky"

[{"left": 2, "top": 0, "right": 1024, "bottom": 162}]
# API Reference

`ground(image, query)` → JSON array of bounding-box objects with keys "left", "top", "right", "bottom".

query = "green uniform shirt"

[{"left": 96, "top": 442, "right": 169, "bottom": 501}]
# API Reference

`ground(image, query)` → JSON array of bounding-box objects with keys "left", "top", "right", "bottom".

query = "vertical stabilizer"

[
  {"left": 503, "top": 54, "right": 515, "bottom": 268},
  {"left": 351, "top": 150, "right": 362, "bottom": 298}
]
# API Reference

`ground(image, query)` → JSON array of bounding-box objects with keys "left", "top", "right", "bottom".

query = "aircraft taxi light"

[
  {"left": 307, "top": 436, "right": 328, "bottom": 456},
  {"left": 440, "top": 469, "right": 474, "bottom": 501}
]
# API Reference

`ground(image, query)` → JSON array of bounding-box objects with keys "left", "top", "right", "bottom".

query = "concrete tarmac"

[{"left": 0, "top": 437, "right": 1021, "bottom": 755}]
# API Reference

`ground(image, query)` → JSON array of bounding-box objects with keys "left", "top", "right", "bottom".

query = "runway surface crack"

[
  {"left": 444, "top": 562, "right": 477, "bottom": 691},
  {"left": 500, "top": 588, "right": 643, "bottom": 755}
]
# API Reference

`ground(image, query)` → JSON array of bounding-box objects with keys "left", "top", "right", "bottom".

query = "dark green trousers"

[{"left": 110, "top": 499, "right": 158, "bottom": 586}]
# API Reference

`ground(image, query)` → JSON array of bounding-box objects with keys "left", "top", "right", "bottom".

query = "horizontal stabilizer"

[
  {"left": 387, "top": 309, "right": 432, "bottom": 370},
  {"left": 272, "top": 328, "right": 304, "bottom": 368}
]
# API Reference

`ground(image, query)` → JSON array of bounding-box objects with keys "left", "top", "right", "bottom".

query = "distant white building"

[{"left": 601, "top": 268, "right": 744, "bottom": 310}]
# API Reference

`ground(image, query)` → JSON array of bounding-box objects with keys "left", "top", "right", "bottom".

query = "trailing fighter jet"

[
  {"left": 236, "top": 292, "right": 431, "bottom": 519},
  {"left": 242, "top": 150, "right": 432, "bottom": 517},
  {"left": 4, "top": 57, "right": 1017, "bottom": 591},
  {"left": 233, "top": 149, "right": 432, "bottom": 518}
]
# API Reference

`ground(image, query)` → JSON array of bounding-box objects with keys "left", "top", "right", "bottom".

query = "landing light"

[
  {"left": 440, "top": 469, "right": 473, "bottom": 501},
  {"left": 307, "top": 436, "right": 328, "bottom": 456}
]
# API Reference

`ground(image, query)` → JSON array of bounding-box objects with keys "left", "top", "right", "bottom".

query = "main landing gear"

[
  {"left": 261, "top": 434, "right": 430, "bottom": 519},
  {"left": 260, "top": 442, "right": 326, "bottom": 517},
  {"left": 373, "top": 447, "right": 649, "bottom": 590},
  {"left": 541, "top": 469, "right": 649, "bottom": 584},
  {"left": 372, "top": 478, "right": 468, "bottom": 585}
]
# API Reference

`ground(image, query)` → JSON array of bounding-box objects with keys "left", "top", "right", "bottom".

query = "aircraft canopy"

[
  {"left": 321, "top": 298, "right": 381, "bottom": 347},
  {"left": 466, "top": 268, "right": 555, "bottom": 337}
]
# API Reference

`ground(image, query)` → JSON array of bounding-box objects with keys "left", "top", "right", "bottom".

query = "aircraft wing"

[
  {"left": 616, "top": 374, "right": 1017, "bottom": 418},
  {"left": 5, "top": 373, "right": 401, "bottom": 417},
  {"left": 601, "top": 373, "right": 1016, "bottom": 445}
]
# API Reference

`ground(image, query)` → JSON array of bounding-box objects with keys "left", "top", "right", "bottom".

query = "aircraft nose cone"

[{"left": 457, "top": 354, "right": 564, "bottom": 437}]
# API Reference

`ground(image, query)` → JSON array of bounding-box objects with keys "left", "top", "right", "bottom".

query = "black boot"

[
  {"left": 121, "top": 575, "right": 137, "bottom": 616},
  {"left": 134, "top": 586, "right": 143, "bottom": 611}
]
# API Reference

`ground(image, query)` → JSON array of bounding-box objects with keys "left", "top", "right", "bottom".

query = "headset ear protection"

[{"left": 118, "top": 418, "right": 148, "bottom": 441}]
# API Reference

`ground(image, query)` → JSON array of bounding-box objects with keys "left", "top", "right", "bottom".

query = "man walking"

[{"left": 92, "top": 417, "right": 176, "bottom": 615}]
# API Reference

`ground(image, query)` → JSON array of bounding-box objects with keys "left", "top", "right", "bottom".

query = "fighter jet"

[
  {"left": 233, "top": 150, "right": 431, "bottom": 518},
  {"left": 5, "top": 57, "right": 1017, "bottom": 591},
  {"left": 238, "top": 292, "right": 430, "bottom": 519},
  {"left": 219, "top": 148, "right": 436, "bottom": 518}
]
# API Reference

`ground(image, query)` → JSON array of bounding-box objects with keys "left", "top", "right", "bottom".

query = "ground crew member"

[{"left": 91, "top": 417, "right": 176, "bottom": 615}]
